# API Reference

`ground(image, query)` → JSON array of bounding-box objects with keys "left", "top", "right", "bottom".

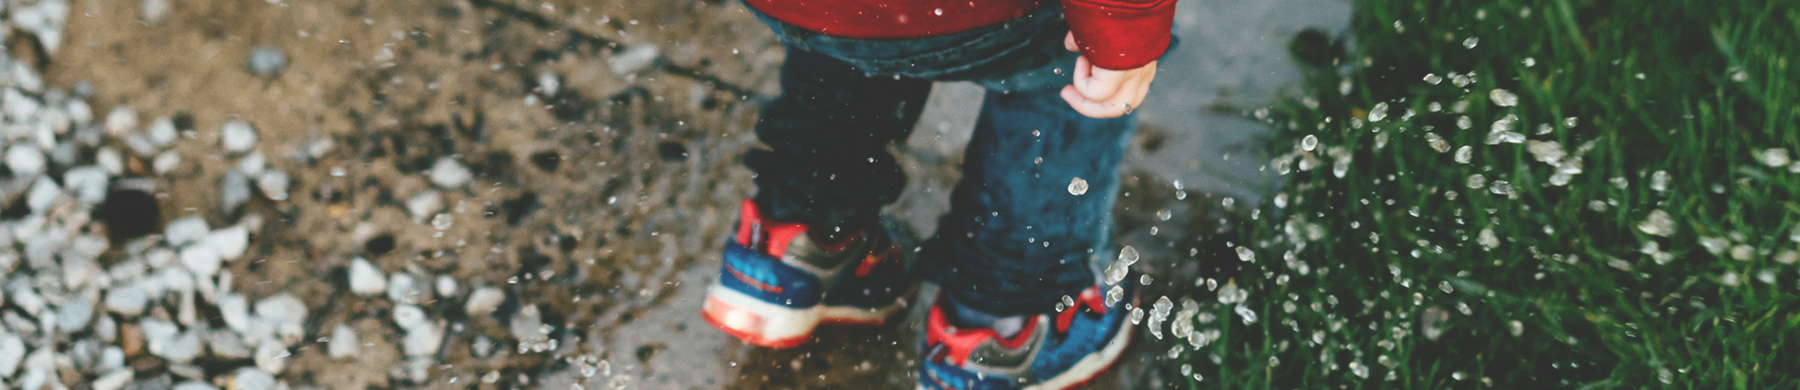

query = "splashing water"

[
  {"left": 1488, "top": 89, "right": 1518, "bottom": 107},
  {"left": 1067, "top": 177, "right": 1089, "bottom": 195}
]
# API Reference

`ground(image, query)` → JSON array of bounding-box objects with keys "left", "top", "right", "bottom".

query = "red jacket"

[{"left": 745, "top": 0, "right": 1174, "bottom": 70}]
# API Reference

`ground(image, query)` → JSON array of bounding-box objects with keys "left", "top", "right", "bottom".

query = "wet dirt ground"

[{"left": 45, "top": 0, "right": 1345, "bottom": 387}]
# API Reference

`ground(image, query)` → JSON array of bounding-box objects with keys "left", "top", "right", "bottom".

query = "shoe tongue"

[{"left": 946, "top": 295, "right": 1028, "bottom": 338}]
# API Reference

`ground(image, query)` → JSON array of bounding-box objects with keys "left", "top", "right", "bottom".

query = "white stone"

[
  {"left": 207, "top": 330, "right": 252, "bottom": 359},
  {"left": 253, "top": 343, "right": 287, "bottom": 374},
  {"left": 142, "top": 0, "right": 171, "bottom": 23},
  {"left": 153, "top": 150, "right": 181, "bottom": 174},
  {"left": 105, "top": 107, "right": 139, "bottom": 136},
  {"left": 64, "top": 166, "right": 110, "bottom": 204},
  {"left": 465, "top": 287, "right": 504, "bottom": 317},
  {"left": 254, "top": 293, "right": 308, "bottom": 330},
  {"left": 608, "top": 44, "right": 661, "bottom": 75},
  {"left": 56, "top": 301, "right": 94, "bottom": 333},
  {"left": 220, "top": 293, "right": 251, "bottom": 332},
  {"left": 407, "top": 191, "right": 444, "bottom": 222},
  {"left": 24, "top": 176, "right": 63, "bottom": 213},
  {"left": 205, "top": 225, "right": 250, "bottom": 261},
  {"left": 96, "top": 147, "right": 124, "bottom": 175},
  {"left": 158, "top": 265, "right": 196, "bottom": 294},
  {"left": 403, "top": 322, "right": 443, "bottom": 357},
  {"left": 221, "top": 170, "right": 253, "bottom": 211},
  {"left": 328, "top": 324, "right": 358, "bottom": 360},
  {"left": 258, "top": 170, "right": 289, "bottom": 201},
  {"left": 67, "top": 100, "right": 94, "bottom": 124},
  {"left": 165, "top": 216, "right": 210, "bottom": 246},
  {"left": 429, "top": 158, "right": 473, "bottom": 189},
  {"left": 235, "top": 367, "right": 278, "bottom": 390},
  {"left": 221, "top": 120, "right": 258, "bottom": 154},
  {"left": 348, "top": 258, "right": 386, "bottom": 296},
  {"left": 148, "top": 116, "right": 179, "bottom": 146},
  {"left": 238, "top": 151, "right": 267, "bottom": 175},
  {"left": 388, "top": 273, "right": 425, "bottom": 304},
  {"left": 179, "top": 245, "right": 222, "bottom": 277},
  {"left": 104, "top": 284, "right": 149, "bottom": 317},
  {"left": 92, "top": 368, "right": 133, "bottom": 390},
  {"left": 434, "top": 275, "right": 457, "bottom": 297},
  {"left": 537, "top": 71, "right": 560, "bottom": 96},
  {"left": 156, "top": 329, "right": 204, "bottom": 364},
  {"left": 0, "top": 333, "right": 24, "bottom": 377},
  {"left": 393, "top": 304, "right": 429, "bottom": 330},
  {"left": 172, "top": 381, "right": 220, "bottom": 390},
  {"left": 100, "top": 346, "right": 126, "bottom": 369}
]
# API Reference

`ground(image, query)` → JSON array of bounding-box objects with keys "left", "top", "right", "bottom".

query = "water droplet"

[
  {"left": 1234, "top": 246, "right": 1255, "bottom": 262},
  {"left": 1637, "top": 209, "right": 1675, "bottom": 237},
  {"left": 1156, "top": 209, "right": 1173, "bottom": 221},
  {"left": 1758, "top": 148, "right": 1790, "bottom": 167},
  {"left": 1650, "top": 170, "right": 1670, "bottom": 192},
  {"left": 1456, "top": 116, "right": 1474, "bottom": 129},
  {"left": 1422, "top": 73, "right": 1443, "bottom": 84},
  {"left": 934, "top": 8, "right": 943, "bottom": 15},
  {"left": 1478, "top": 228, "right": 1499, "bottom": 249},
  {"left": 1489, "top": 89, "right": 1518, "bottom": 107},
  {"left": 1508, "top": 320, "right": 1524, "bottom": 336},
  {"left": 1338, "top": 79, "right": 1353, "bottom": 95},
  {"left": 1731, "top": 70, "right": 1749, "bottom": 82},
  {"left": 1462, "top": 37, "right": 1479, "bottom": 48},
  {"left": 1369, "top": 102, "right": 1389, "bottom": 121},
  {"left": 1427, "top": 133, "right": 1451, "bottom": 153},
  {"left": 1466, "top": 174, "right": 1486, "bottom": 189},
  {"left": 1523, "top": 57, "right": 1536, "bottom": 67},
  {"left": 1301, "top": 134, "right": 1319, "bottom": 151},
  {"left": 1222, "top": 197, "right": 1235, "bottom": 208},
  {"left": 431, "top": 213, "right": 455, "bottom": 230},
  {"left": 1562, "top": 116, "right": 1578, "bottom": 128},
  {"left": 1067, "top": 177, "right": 1089, "bottom": 195},
  {"left": 1488, "top": 180, "right": 1513, "bottom": 195},
  {"left": 1454, "top": 146, "right": 1473, "bottom": 163}
]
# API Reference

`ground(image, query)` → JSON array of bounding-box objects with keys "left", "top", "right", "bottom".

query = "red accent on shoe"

[
  {"left": 733, "top": 199, "right": 810, "bottom": 259},
  {"left": 925, "top": 300, "right": 1041, "bottom": 366},
  {"left": 723, "top": 262, "right": 784, "bottom": 294},
  {"left": 855, "top": 235, "right": 899, "bottom": 278},
  {"left": 1056, "top": 287, "right": 1108, "bottom": 334},
  {"left": 701, "top": 295, "right": 810, "bottom": 349}
]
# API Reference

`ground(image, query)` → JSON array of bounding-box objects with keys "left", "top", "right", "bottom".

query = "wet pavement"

[{"left": 37, "top": 0, "right": 1347, "bottom": 387}]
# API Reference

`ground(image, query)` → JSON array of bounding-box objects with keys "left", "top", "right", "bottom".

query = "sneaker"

[
  {"left": 702, "top": 199, "right": 916, "bottom": 348},
  {"left": 917, "top": 282, "right": 1135, "bottom": 390}
]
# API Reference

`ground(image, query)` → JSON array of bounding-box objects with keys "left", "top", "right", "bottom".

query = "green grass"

[{"left": 1175, "top": 0, "right": 1800, "bottom": 387}]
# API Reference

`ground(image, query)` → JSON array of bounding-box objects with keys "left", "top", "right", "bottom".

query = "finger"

[
  {"left": 1060, "top": 85, "right": 1128, "bottom": 119},
  {"left": 1072, "top": 55, "right": 1092, "bottom": 88},
  {"left": 1064, "top": 31, "right": 1079, "bottom": 52},
  {"left": 1074, "top": 68, "right": 1125, "bottom": 102}
]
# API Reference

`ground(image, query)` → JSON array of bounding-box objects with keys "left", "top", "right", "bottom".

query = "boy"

[{"left": 700, "top": 0, "right": 1174, "bottom": 387}]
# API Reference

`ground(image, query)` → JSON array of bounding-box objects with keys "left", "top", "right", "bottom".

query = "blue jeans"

[{"left": 744, "top": 4, "right": 1145, "bottom": 316}]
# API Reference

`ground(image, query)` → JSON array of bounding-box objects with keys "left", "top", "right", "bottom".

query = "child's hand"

[{"left": 1059, "top": 31, "right": 1158, "bottom": 119}]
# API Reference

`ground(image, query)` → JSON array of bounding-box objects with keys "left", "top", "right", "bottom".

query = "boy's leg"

[
  {"left": 745, "top": 46, "right": 932, "bottom": 235},
  {"left": 922, "top": 87, "right": 1136, "bottom": 316},
  {"left": 702, "top": 44, "right": 931, "bottom": 348}
]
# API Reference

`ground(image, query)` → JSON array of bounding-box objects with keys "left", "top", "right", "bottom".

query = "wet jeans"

[{"left": 743, "top": 4, "right": 1143, "bottom": 316}]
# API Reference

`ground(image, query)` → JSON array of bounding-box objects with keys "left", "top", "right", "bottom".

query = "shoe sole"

[
  {"left": 913, "top": 302, "right": 1136, "bottom": 390},
  {"left": 702, "top": 283, "right": 906, "bottom": 349}
]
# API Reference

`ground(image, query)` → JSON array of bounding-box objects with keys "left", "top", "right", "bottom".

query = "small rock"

[
  {"left": 6, "top": 145, "right": 47, "bottom": 177},
  {"left": 234, "top": 367, "right": 278, "bottom": 390},
  {"left": 97, "top": 315, "right": 119, "bottom": 342},
  {"left": 406, "top": 191, "right": 444, "bottom": 222},
  {"left": 0, "top": 333, "right": 24, "bottom": 377},
  {"left": 428, "top": 158, "right": 472, "bottom": 189},
  {"left": 153, "top": 151, "right": 181, "bottom": 174},
  {"left": 25, "top": 176, "right": 63, "bottom": 213},
  {"left": 100, "top": 346, "right": 126, "bottom": 370},
  {"left": 471, "top": 336, "right": 494, "bottom": 358},
  {"left": 537, "top": 71, "right": 560, "bottom": 96},
  {"left": 219, "top": 294, "right": 251, "bottom": 333},
  {"left": 464, "top": 287, "right": 504, "bottom": 317},
  {"left": 207, "top": 330, "right": 252, "bottom": 359},
  {"left": 165, "top": 216, "right": 209, "bottom": 246},
  {"left": 105, "top": 107, "right": 139, "bottom": 136},
  {"left": 141, "top": 0, "right": 171, "bottom": 23},
  {"left": 393, "top": 304, "right": 429, "bottom": 330},
  {"left": 93, "top": 369, "right": 134, "bottom": 390},
  {"left": 257, "top": 170, "right": 289, "bottom": 201},
  {"left": 204, "top": 225, "right": 250, "bottom": 261},
  {"left": 147, "top": 117, "right": 178, "bottom": 146},
  {"left": 253, "top": 293, "right": 308, "bottom": 331},
  {"left": 253, "top": 343, "right": 287, "bottom": 374},
  {"left": 154, "top": 330, "right": 203, "bottom": 364},
  {"left": 348, "top": 258, "right": 386, "bottom": 296},
  {"left": 237, "top": 151, "right": 266, "bottom": 175},
  {"left": 104, "top": 284, "right": 149, "bottom": 317},
  {"left": 120, "top": 324, "right": 145, "bottom": 356},
  {"left": 327, "top": 324, "right": 358, "bottom": 360},
  {"left": 97, "top": 147, "right": 125, "bottom": 175},
  {"left": 387, "top": 273, "right": 426, "bottom": 304},
  {"left": 434, "top": 275, "right": 457, "bottom": 297},
  {"left": 56, "top": 301, "right": 94, "bottom": 334},
  {"left": 63, "top": 166, "right": 111, "bottom": 204},
  {"left": 220, "top": 171, "right": 252, "bottom": 212},
  {"left": 221, "top": 120, "right": 258, "bottom": 154},
  {"left": 403, "top": 323, "right": 443, "bottom": 357},
  {"left": 247, "top": 46, "right": 287, "bottom": 77},
  {"left": 608, "top": 44, "right": 661, "bottom": 75},
  {"left": 179, "top": 245, "right": 221, "bottom": 277},
  {"left": 172, "top": 380, "right": 219, "bottom": 390}
]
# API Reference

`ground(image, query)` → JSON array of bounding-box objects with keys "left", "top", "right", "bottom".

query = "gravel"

[
  {"left": 348, "top": 257, "right": 387, "bottom": 296},
  {"left": 428, "top": 157, "right": 473, "bottom": 188},
  {"left": 247, "top": 46, "right": 288, "bottom": 77},
  {"left": 220, "top": 120, "right": 258, "bottom": 154},
  {"left": 464, "top": 286, "right": 505, "bottom": 317}
]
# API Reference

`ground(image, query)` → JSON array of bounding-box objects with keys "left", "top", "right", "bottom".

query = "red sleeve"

[{"left": 1061, "top": 0, "right": 1177, "bottom": 70}]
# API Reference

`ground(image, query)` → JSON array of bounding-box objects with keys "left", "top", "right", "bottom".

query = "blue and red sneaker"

[
  {"left": 918, "top": 282, "right": 1135, "bottom": 390},
  {"left": 702, "top": 199, "right": 916, "bottom": 348}
]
